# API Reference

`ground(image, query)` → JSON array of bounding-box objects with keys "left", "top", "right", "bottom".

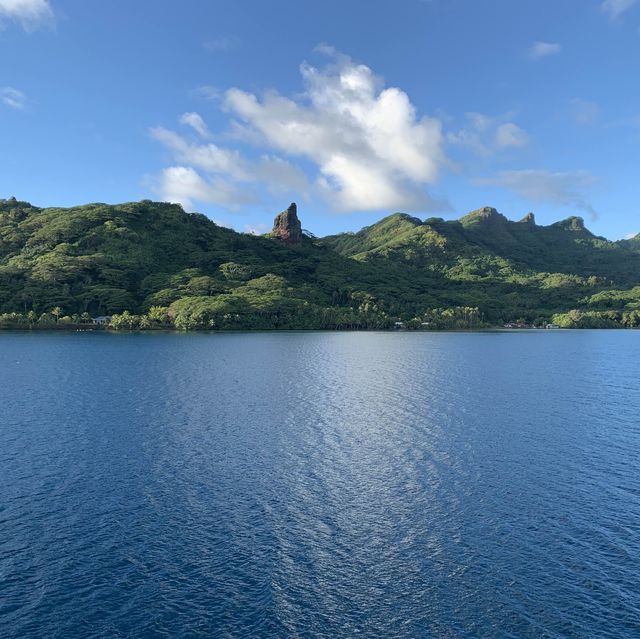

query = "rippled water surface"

[{"left": 1, "top": 331, "right": 639, "bottom": 638}]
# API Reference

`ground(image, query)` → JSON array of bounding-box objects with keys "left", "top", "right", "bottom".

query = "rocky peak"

[
  {"left": 519, "top": 212, "right": 536, "bottom": 229},
  {"left": 460, "top": 206, "right": 508, "bottom": 227},
  {"left": 272, "top": 202, "right": 303, "bottom": 244},
  {"left": 475, "top": 206, "right": 501, "bottom": 219},
  {"left": 554, "top": 216, "right": 588, "bottom": 233},
  {"left": 568, "top": 216, "right": 585, "bottom": 231}
]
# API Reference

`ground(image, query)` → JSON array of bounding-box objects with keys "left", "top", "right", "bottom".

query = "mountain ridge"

[{"left": 1, "top": 197, "right": 639, "bottom": 330}]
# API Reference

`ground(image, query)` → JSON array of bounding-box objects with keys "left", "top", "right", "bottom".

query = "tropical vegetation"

[{"left": 1, "top": 197, "right": 639, "bottom": 330}]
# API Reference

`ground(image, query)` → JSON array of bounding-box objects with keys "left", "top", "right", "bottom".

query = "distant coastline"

[
  {"left": 2, "top": 198, "right": 640, "bottom": 331},
  {"left": 0, "top": 322, "right": 635, "bottom": 333}
]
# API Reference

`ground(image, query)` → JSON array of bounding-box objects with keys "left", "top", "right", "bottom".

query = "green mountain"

[
  {"left": 324, "top": 206, "right": 639, "bottom": 283},
  {"left": 1, "top": 197, "right": 639, "bottom": 330}
]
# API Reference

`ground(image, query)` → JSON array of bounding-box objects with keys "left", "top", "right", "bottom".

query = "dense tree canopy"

[{"left": 1, "top": 198, "right": 639, "bottom": 330}]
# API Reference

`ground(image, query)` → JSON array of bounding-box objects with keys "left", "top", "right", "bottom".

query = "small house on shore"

[{"left": 91, "top": 316, "right": 112, "bottom": 325}]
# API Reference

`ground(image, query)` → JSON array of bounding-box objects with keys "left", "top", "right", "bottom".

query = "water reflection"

[{"left": 0, "top": 331, "right": 639, "bottom": 638}]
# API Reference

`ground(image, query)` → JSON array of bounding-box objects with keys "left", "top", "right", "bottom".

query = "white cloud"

[
  {"left": 1, "top": 86, "right": 27, "bottom": 110},
  {"left": 151, "top": 126, "right": 247, "bottom": 178},
  {"left": 150, "top": 122, "right": 310, "bottom": 210},
  {"left": 156, "top": 166, "right": 253, "bottom": 211},
  {"left": 222, "top": 48, "right": 447, "bottom": 212},
  {"left": 601, "top": 0, "right": 638, "bottom": 19},
  {"left": 151, "top": 124, "right": 309, "bottom": 192},
  {"left": 495, "top": 123, "right": 529, "bottom": 148},
  {"left": 448, "top": 112, "right": 529, "bottom": 156},
  {"left": 179, "top": 112, "right": 211, "bottom": 138},
  {"left": 528, "top": 41, "right": 561, "bottom": 59},
  {"left": 0, "top": 0, "right": 53, "bottom": 30},
  {"left": 151, "top": 48, "right": 450, "bottom": 213},
  {"left": 624, "top": 231, "right": 639, "bottom": 239},
  {"left": 253, "top": 155, "right": 310, "bottom": 195},
  {"left": 570, "top": 99, "right": 600, "bottom": 125},
  {"left": 476, "top": 169, "right": 599, "bottom": 219}
]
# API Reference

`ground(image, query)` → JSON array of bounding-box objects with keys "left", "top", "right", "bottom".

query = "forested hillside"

[{"left": 1, "top": 197, "right": 639, "bottom": 330}]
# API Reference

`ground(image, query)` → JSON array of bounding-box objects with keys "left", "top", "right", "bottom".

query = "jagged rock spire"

[
  {"left": 519, "top": 212, "right": 536, "bottom": 228},
  {"left": 272, "top": 202, "right": 303, "bottom": 244}
]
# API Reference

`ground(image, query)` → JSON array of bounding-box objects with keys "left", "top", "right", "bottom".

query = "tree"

[{"left": 147, "top": 306, "right": 169, "bottom": 323}]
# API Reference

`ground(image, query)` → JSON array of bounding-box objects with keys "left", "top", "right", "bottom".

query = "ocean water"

[{"left": 1, "top": 330, "right": 639, "bottom": 638}]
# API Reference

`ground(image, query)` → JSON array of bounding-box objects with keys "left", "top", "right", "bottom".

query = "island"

[{"left": 1, "top": 197, "right": 639, "bottom": 331}]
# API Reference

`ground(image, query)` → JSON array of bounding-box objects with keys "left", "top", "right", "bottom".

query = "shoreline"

[{"left": 0, "top": 325, "right": 637, "bottom": 334}]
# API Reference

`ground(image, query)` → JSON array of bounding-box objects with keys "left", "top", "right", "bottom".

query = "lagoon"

[{"left": 1, "top": 331, "right": 639, "bottom": 637}]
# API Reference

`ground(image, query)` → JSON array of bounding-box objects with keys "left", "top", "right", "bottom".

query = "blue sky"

[{"left": 1, "top": 0, "right": 639, "bottom": 239}]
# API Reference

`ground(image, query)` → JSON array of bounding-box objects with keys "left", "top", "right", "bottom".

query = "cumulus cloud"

[
  {"left": 0, "top": 0, "right": 53, "bottom": 30},
  {"left": 448, "top": 112, "right": 529, "bottom": 156},
  {"left": 151, "top": 124, "right": 308, "bottom": 188},
  {"left": 179, "top": 112, "right": 211, "bottom": 139},
  {"left": 151, "top": 48, "right": 449, "bottom": 213},
  {"left": 151, "top": 126, "right": 246, "bottom": 177},
  {"left": 156, "top": 166, "right": 254, "bottom": 212},
  {"left": 150, "top": 120, "right": 310, "bottom": 210},
  {"left": 252, "top": 155, "right": 310, "bottom": 194},
  {"left": 601, "top": 0, "right": 638, "bottom": 19},
  {"left": 222, "top": 47, "right": 448, "bottom": 212},
  {"left": 1, "top": 86, "right": 27, "bottom": 110},
  {"left": 476, "top": 169, "right": 599, "bottom": 219},
  {"left": 528, "top": 41, "right": 562, "bottom": 59}
]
